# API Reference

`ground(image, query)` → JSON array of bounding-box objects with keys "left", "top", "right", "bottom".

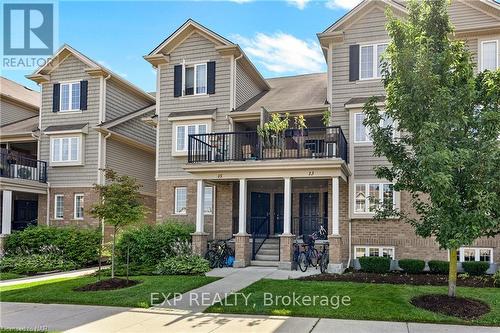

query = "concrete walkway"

[
  {"left": 1, "top": 302, "right": 498, "bottom": 333},
  {"left": 161, "top": 266, "right": 320, "bottom": 312},
  {"left": 0, "top": 266, "right": 107, "bottom": 287}
]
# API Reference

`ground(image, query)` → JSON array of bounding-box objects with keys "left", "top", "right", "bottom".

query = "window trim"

[
  {"left": 353, "top": 111, "right": 394, "bottom": 144},
  {"left": 456, "top": 247, "right": 493, "bottom": 264},
  {"left": 173, "top": 122, "right": 210, "bottom": 155},
  {"left": 204, "top": 186, "right": 213, "bottom": 215},
  {"left": 74, "top": 193, "right": 84, "bottom": 220},
  {"left": 174, "top": 187, "right": 187, "bottom": 215},
  {"left": 182, "top": 63, "right": 207, "bottom": 96},
  {"left": 480, "top": 40, "right": 498, "bottom": 72},
  {"left": 59, "top": 81, "right": 81, "bottom": 112},
  {"left": 50, "top": 135, "right": 83, "bottom": 166},
  {"left": 359, "top": 42, "right": 388, "bottom": 80},
  {"left": 354, "top": 182, "right": 396, "bottom": 215},
  {"left": 54, "top": 194, "right": 64, "bottom": 220},
  {"left": 354, "top": 246, "right": 395, "bottom": 259}
]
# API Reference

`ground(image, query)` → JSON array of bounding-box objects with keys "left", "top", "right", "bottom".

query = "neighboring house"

[
  {"left": 0, "top": 45, "right": 157, "bottom": 246},
  {"left": 146, "top": 0, "right": 500, "bottom": 272}
]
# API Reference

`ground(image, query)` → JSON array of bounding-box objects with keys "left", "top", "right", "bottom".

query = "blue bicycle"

[{"left": 297, "top": 226, "right": 327, "bottom": 272}]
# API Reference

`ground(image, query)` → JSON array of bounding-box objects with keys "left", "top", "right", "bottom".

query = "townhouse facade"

[
  {"left": 1, "top": 46, "right": 157, "bottom": 245},
  {"left": 145, "top": 0, "right": 500, "bottom": 272},
  {"left": 1, "top": 0, "right": 498, "bottom": 271}
]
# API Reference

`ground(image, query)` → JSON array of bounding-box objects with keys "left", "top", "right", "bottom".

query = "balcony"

[
  {"left": 188, "top": 126, "right": 348, "bottom": 164},
  {"left": 0, "top": 149, "right": 47, "bottom": 183}
]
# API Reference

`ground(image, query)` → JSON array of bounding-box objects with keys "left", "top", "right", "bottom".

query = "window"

[
  {"left": 74, "top": 194, "right": 84, "bottom": 219},
  {"left": 204, "top": 186, "right": 213, "bottom": 215},
  {"left": 60, "top": 82, "right": 81, "bottom": 111},
  {"left": 184, "top": 63, "right": 207, "bottom": 96},
  {"left": 175, "top": 124, "right": 207, "bottom": 152},
  {"left": 54, "top": 194, "right": 64, "bottom": 219},
  {"left": 354, "top": 112, "right": 394, "bottom": 143},
  {"left": 174, "top": 187, "right": 187, "bottom": 214},
  {"left": 51, "top": 136, "right": 81, "bottom": 163},
  {"left": 457, "top": 247, "right": 493, "bottom": 263},
  {"left": 354, "top": 183, "right": 395, "bottom": 214},
  {"left": 354, "top": 246, "right": 395, "bottom": 259},
  {"left": 360, "top": 43, "right": 388, "bottom": 79},
  {"left": 481, "top": 40, "right": 498, "bottom": 72}
]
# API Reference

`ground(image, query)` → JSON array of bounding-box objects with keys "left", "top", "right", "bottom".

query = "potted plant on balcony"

[
  {"left": 287, "top": 115, "right": 308, "bottom": 158},
  {"left": 322, "top": 110, "right": 337, "bottom": 157},
  {"left": 257, "top": 112, "right": 289, "bottom": 159}
]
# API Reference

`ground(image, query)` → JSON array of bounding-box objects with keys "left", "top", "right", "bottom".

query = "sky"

[{"left": 2, "top": 0, "right": 361, "bottom": 93}]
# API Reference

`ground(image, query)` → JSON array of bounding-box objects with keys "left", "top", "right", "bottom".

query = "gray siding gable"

[
  {"left": 235, "top": 62, "right": 263, "bottom": 109},
  {"left": 111, "top": 110, "right": 156, "bottom": 147}
]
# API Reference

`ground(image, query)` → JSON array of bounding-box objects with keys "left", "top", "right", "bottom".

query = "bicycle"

[
  {"left": 298, "top": 234, "right": 319, "bottom": 272},
  {"left": 205, "top": 238, "right": 234, "bottom": 268},
  {"left": 318, "top": 244, "right": 329, "bottom": 274}
]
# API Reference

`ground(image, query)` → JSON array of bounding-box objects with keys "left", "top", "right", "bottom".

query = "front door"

[
  {"left": 299, "top": 193, "right": 320, "bottom": 236},
  {"left": 250, "top": 192, "right": 270, "bottom": 235},
  {"left": 13, "top": 199, "right": 38, "bottom": 231},
  {"left": 274, "top": 193, "right": 284, "bottom": 234}
]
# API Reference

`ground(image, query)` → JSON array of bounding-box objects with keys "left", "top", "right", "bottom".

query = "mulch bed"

[
  {"left": 411, "top": 294, "right": 490, "bottom": 320},
  {"left": 299, "top": 271, "right": 496, "bottom": 287},
  {"left": 74, "top": 278, "right": 141, "bottom": 291}
]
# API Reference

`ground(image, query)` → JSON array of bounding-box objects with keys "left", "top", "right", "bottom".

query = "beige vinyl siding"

[
  {"left": 235, "top": 62, "right": 262, "bottom": 109},
  {"left": 0, "top": 100, "right": 37, "bottom": 126},
  {"left": 39, "top": 55, "right": 100, "bottom": 186},
  {"left": 106, "top": 138, "right": 155, "bottom": 194},
  {"left": 157, "top": 32, "right": 231, "bottom": 178},
  {"left": 105, "top": 80, "right": 151, "bottom": 122},
  {"left": 353, "top": 145, "right": 390, "bottom": 178},
  {"left": 449, "top": 0, "right": 499, "bottom": 31},
  {"left": 112, "top": 110, "right": 156, "bottom": 147}
]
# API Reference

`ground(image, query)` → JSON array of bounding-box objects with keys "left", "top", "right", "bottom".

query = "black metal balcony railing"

[
  {"left": 188, "top": 126, "right": 348, "bottom": 164},
  {"left": 0, "top": 150, "right": 47, "bottom": 183}
]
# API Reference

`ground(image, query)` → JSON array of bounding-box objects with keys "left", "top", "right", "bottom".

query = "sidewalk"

[
  {"left": 1, "top": 302, "right": 498, "bottom": 333},
  {"left": 0, "top": 266, "right": 107, "bottom": 287}
]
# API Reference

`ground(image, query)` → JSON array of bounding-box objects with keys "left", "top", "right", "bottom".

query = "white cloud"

[
  {"left": 233, "top": 32, "right": 325, "bottom": 75},
  {"left": 286, "top": 0, "right": 312, "bottom": 10},
  {"left": 325, "top": 0, "right": 362, "bottom": 10}
]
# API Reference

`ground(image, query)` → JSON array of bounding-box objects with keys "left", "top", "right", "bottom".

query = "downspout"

[
  {"left": 212, "top": 184, "right": 217, "bottom": 239},
  {"left": 347, "top": 220, "right": 352, "bottom": 268},
  {"left": 46, "top": 182, "right": 50, "bottom": 226}
]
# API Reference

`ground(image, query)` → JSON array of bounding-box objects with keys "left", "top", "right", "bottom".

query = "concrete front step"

[
  {"left": 250, "top": 260, "right": 279, "bottom": 267},
  {"left": 258, "top": 248, "right": 280, "bottom": 255},
  {"left": 255, "top": 254, "right": 279, "bottom": 261},
  {"left": 259, "top": 244, "right": 279, "bottom": 250}
]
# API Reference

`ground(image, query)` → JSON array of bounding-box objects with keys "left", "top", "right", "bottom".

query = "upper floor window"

[
  {"left": 481, "top": 40, "right": 498, "bottom": 72},
  {"left": 176, "top": 124, "right": 207, "bottom": 152},
  {"left": 355, "top": 183, "right": 395, "bottom": 214},
  {"left": 51, "top": 136, "right": 81, "bottom": 164},
  {"left": 60, "top": 82, "right": 81, "bottom": 111},
  {"left": 354, "top": 112, "right": 393, "bottom": 143},
  {"left": 184, "top": 63, "right": 207, "bottom": 96},
  {"left": 457, "top": 247, "right": 493, "bottom": 263},
  {"left": 360, "top": 43, "right": 388, "bottom": 80}
]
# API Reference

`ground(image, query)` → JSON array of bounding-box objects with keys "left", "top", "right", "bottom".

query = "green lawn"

[
  {"left": 0, "top": 275, "right": 218, "bottom": 308},
  {"left": 0, "top": 273, "right": 25, "bottom": 281},
  {"left": 206, "top": 279, "right": 500, "bottom": 326}
]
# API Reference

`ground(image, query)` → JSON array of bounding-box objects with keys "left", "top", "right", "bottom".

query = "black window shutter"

[
  {"left": 52, "top": 83, "right": 60, "bottom": 112},
  {"left": 173, "top": 65, "right": 182, "bottom": 97},
  {"left": 80, "top": 80, "right": 88, "bottom": 110},
  {"left": 207, "top": 61, "right": 216, "bottom": 94},
  {"left": 349, "top": 44, "right": 360, "bottom": 82}
]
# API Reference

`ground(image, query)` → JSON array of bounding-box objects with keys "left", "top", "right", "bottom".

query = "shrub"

[
  {"left": 358, "top": 256, "right": 391, "bottom": 273},
  {"left": 493, "top": 271, "right": 500, "bottom": 287},
  {"left": 116, "top": 221, "right": 194, "bottom": 267},
  {"left": 398, "top": 259, "right": 425, "bottom": 274},
  {"left": 155, "top": 255, "right": 210, "bottom": 275},
  {"left": 428, "top": 260, "right": 449, "bottom": 274},
  {"left": 0, "top": 253, "right": 76, "bottom": 275},
  {"left": 462, "top": 261, "right": 490, "bottom": 276},
  {"left": 4, "top": 226, "right": 100, "bottom": 267}
]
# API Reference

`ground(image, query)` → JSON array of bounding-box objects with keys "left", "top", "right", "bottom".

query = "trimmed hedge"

[
  {"left": 0, "top": 253, "right": 76, "bottom": 275},
  {"left": 428, "top": 260, "right": 449, "bottom": 274},
  {"left": 116, "top": 221, "right": 194, "bottom": 267},
  {"left": 155, "top": 255, "right": 210, "bottom": 275},
  {"left": 462, "top": 261, "right": 490, "bottom": 276},
  {"left": 398, "top": 259, "right": 425, "bottom": 274},
  {"left": 358, "top": 256, "right": 391, "bottom": 273},
  {"left": 4, "top": 226, "right": 100, "bottom": 266}
]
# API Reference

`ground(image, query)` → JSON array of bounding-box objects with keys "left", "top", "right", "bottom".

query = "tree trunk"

[
  {"left": 448, "top": 248, "right": 458, "bottom": 297},
  {"left": 111, "top": 227, "right": 116, "bottom": 279}
]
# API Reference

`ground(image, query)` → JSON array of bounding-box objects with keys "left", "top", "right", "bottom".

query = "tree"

[
  {"left": 363, "top": 0, "right": 500, "bottom": 297},
  {"left": 91, "top": 169, "right": 147, "bottom": 278}
]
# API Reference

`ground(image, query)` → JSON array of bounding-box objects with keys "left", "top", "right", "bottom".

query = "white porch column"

[
  {"left": 283, "top": 177, "right": 292, "bottom": 235},
  {"left": 2, "top": 190, "right": 13, "bottom": 235},
  {"left": 332, "top": 176, "right": 340, "bottom": 235},
  {"left": 195, "top": 180, "right": 205, "bottom": 233},
  {"left": 238, "top": 179, "right": 247, "bottom": 234}
]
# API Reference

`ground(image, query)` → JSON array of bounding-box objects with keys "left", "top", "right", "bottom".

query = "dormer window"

[{"left": 184, "top": 63, "right": 207, "bottom": 96}]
